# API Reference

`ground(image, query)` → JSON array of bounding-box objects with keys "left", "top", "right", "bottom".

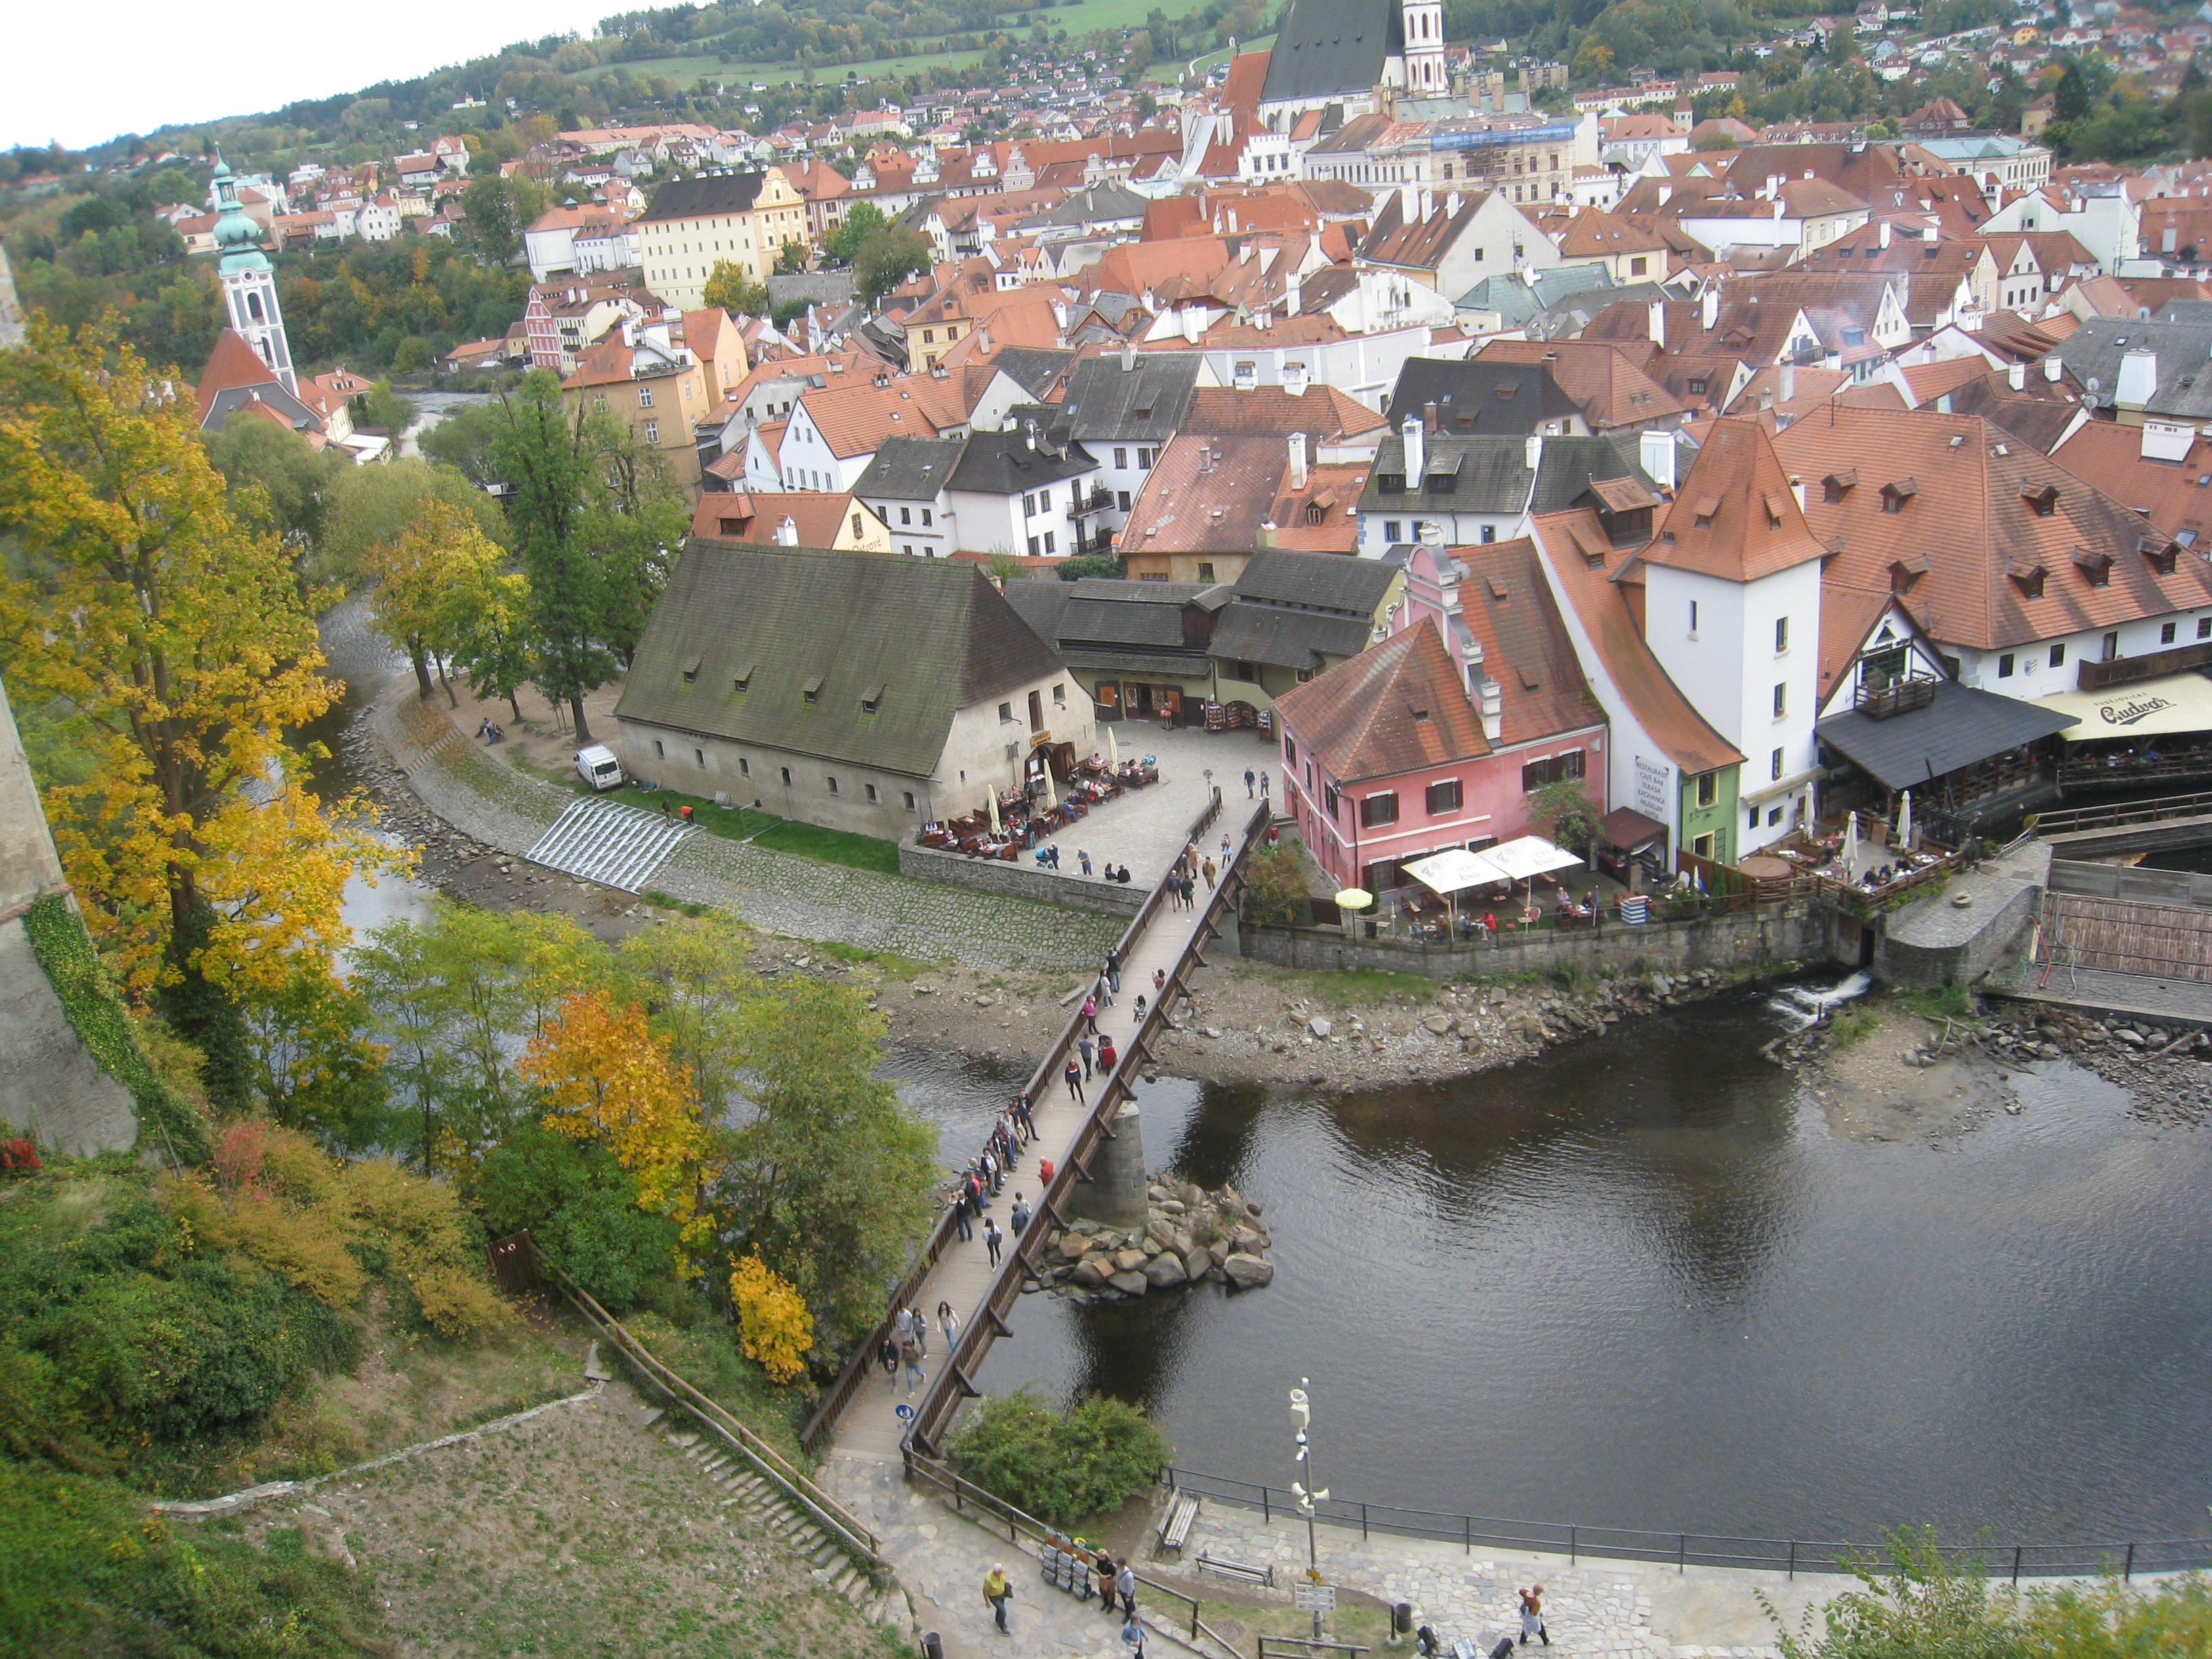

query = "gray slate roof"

[
  {"left": 1231, "top": 547, "right": 1400, "bottom": 617},
  {"left": 1384, "top": 359, "right": 1585, "bottom": 431},
  {"left": 639, "top": 171, "right": 766, "bottom": 223},
  {"left": 1210, "top": 605, "right": 1372, "bottom": 670},
  {"left": 1358, "top": 434, "right": 1656, "bottom": 515},
  {"left": 2053, "top": 316, "right": 2212, "bottom": 421},
  {"left": 855, "top": 436, "right": 967, "bottom": 501},
  {"left": 1261, "top": 0, "right": 1401, "bottom": 106},
  {"left": 1015, "top": 184, "right": 1149, "bottom": 231},
  {"left": 947, "top": 423, "right": 1098, "bottom": 494},
  {"left": 613, "top": 541, "right": 1065, "bottom": 777},
  {"left": 989, "top": 346, "right": 1078, "bottom": 400},
  {"left": 766, "top": 270, "right": 857, "bottom": 308},
  {"left": 1815, "top": 679, "right": 2077, "bottom": 792},
  {"left": 1059, "top": 353, "right": 1203, "bottom": 441}
]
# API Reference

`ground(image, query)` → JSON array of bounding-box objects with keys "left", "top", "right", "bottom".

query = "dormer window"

[
  {"left": 2008, "top": 558, "right": 2046, "bottom": 598},
  {"left": 1822, "top": 468, "right": 1857, "bottom": 502},
  {"left": 1692, "top": 492, "right": 1720, "bottom": 528},
  {"left": 802, "top": 674, "right": 824, "bottom": 703},
  {"left": 1305, "top": 500, "right": 1326, "bottom": 525},
  {"left": 1889, "top": 554, "right": 1929, "bottom": 593},
  {"left": 1880, "top": 478, "right": 1918, "bottom": 513},
  {"left": 2144, "top": 538, "right": 2179, "bottom": 575},
  {"left": 861, "top": 682, "right": 884, "bottom": 714},
  {"left": 2020, "top": 480, "right": 2060, "bottom": 517},
  {"left": 680, "top": 653, "right": 701, "bottom": 684},
  {"left": 2073, "top": 548, "right": 2114, "bottom": 588},
  {"left": 734, "top": 660, "right": 756, "bottom": 692}
]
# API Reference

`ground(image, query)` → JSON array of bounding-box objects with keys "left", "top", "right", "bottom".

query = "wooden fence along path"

[
  {"left": 2042, "top": 892, "right": 2212, "bottom": 983},
  {"left": 807, "top": 792, "right": 1273, "bottom": 1465}
]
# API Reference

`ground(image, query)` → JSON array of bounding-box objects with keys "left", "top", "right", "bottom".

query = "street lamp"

[{"left": 1290, "top": 1380, "right": 1327, "bottom": 1638}]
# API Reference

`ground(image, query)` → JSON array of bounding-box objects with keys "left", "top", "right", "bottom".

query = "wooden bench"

[
  {"left": 1194, "top": 1551, "right": 1273, "bottom": 1588},
  {"left": 1156, "top": 1493, "right": 1200, "bottom": 1559}
]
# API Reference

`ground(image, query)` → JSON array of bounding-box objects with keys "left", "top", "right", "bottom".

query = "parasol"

[
  {"left": 1105, "top": 725, "right": 1119, "bottom": 769},
  {"left": 1897, "top": 790, "right": 1914, "bottom": 852},
  {"left": 1334, "top": 887, "right": 1372, "bottom": 940},
  {"left": 987, "top": 790, "right": 1001, "bottom": 833}
]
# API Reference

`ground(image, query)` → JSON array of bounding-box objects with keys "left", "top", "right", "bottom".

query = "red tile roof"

[
  {"left": 1272, "top": 624, "right": 1494, "bottom": 783},
  {"left": 1451, "top": 539, "right": 1605, "bottom": 746},
  {"left": 1647, "top": 417, "right": 1828, "bottom": 582}
]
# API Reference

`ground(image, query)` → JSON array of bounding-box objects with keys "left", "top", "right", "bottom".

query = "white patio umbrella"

[
  {"left": 1841, "top": 810, "right": 1862, "bottom": 883},
  {"left": 1105, "top": 725, "right": 1119, "bottom": 770},
  {"left": 1404, "top": 847, "right": 1512, "bottom": 939},
  {"left": 1040, "top": 762, "right": 1057, "bottom": 810},
  {"left": 987, "top": 790, "right": 1001, "bottom": 833},
  {"left": 1479, "top": 834, "right": 1584, "bottom": 921},
  {"left": 1897, "top": 790, "right": 1914, "bottom": 852}
]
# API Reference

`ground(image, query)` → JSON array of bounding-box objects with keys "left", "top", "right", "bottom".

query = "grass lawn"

[
  {"left": 600, "top": 781, "right": 904, "bottom": 876},
  {"left": 1194, "top": 1593, "right": 1393, "bottom": 1654}
]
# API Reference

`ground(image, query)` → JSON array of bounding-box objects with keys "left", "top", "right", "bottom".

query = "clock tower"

[{"left": 210, "top": 152, "right": 295, "bottom": 396}]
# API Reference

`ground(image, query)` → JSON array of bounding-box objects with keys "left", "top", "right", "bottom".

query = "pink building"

[{"left": 1273, "top": 538, "right": 1608, "bottom": 894}]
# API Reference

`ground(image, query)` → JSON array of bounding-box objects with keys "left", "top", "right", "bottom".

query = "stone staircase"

[{"left": 663, "top": 1429, "right": 911, "bottom": 1630}]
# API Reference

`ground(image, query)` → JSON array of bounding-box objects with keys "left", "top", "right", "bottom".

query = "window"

[
  {"left": 1480, "top": 525, "right": 1496, "bottom": 544},
  {"left": 1426, "top": 779, "right": 1462, "bottom": 815},
  {"left": 1999, "top": 653, "right": 2015, "bottom": 677},
  {"left": 852, "top": 512, "right": 863, "bottom": 538},
  {"left": 1021, "top": 492, "right": 1035, "bottom": 516},
  {"left": 1117, "top": 491, "right": 1130, "bottom": 511},
  {"left": 903, "top": 544, "right": 914, "bottom": 556},
  {"left": 1688, "top": 600, "right": 1699, "bottom": 635},
  {"left": 655, "top": 739, "right": 665, "bottom": 757},
  {"left": 2051, "top": 642, "right": 2066, "bottom": 667},
  {"left": 1043, "top": 532, "right": 1057, "bottom": 554},
  {"left": 863, "top": 782, "right": 879, "bottom": 802},
  {"left": 1325, "top": 784, "right": 1341, "bottom": 820},
  {"left": 901, "top": 506, "right": 913, "bottom": 525},
  {"left": 1769, "top": 805, "right": 1783, "bottom": 827},
  {"left": 1384, "top": 520, "right": 1403, "bottom": 543},
  {"left": 642, "top": 420, "right": 659, "bottom": 444},
  {"left": 1197, "top": 561, "right": 1216, "bottom": 581},
  {"left": 1521, "top": 751, "right": 1584, "bottom": 790},
  {"left": 1694, "top": 832, "right": 1715, "bottom": 859},
  {"left": 998, "top": 701, "right": 1015, "bottom": 722},
  {"left": 827, "top": 776, "right": 839, "bottom": 794},
  {"left": 1115, "top": 447, "right": 1128, "bottom": 468},
  {"left": 1027, "top": 536, "right": 1040, "bottom": 556},
  {"left": 903, "top": 791, "right": 916, "bottom": 809},
  {"left": 1284, "top": 736, "right": 1298, "bottom": 764},
  {"left": 2201, "top": 619, "right": 2212, "bottom": 640},
  {"left": 695, "top": 747, "right": 705, "bottom": 766},
  {"left": 1696, "top": 771, "right": 1718, "bottom": 807},
  {"left": 2163, "top": 621, "right": 2179, "bottom": 644},
  {"left": 739, "top": 758, "right": 750, "bottom": 777},
  {"left": 780, "top": 766, "right": 792, "bottom": 785},
  {"left": 1138, "top": 447, "right": 1155, "bottom": 469},
  {"left": 1630, "top": 255, "right": 1649, "bottom": 276},
  {"left": 1748, "top": 805, "right": 1760, "bottom": 831},
  {"left": 1052, "top": 683, "right": 1066, "bottom": 708},
  {"left": 1771, "top": 747, "right": 1784, "bottom": 781},
  {"left": 1775, "top": 616, "right": 1790, "bottom": 654},
  {"left": 1772, "top": 683, "right": 1787, "bottom": 718},
  {"left": 1361, "top": 792, "right": 1399, "bottom": 827},
  {"left": 922, "top": 329, "right": 935, "bottom": 343},
  {"left": 637, "top": 386, "right": 654, "bottom": 408},
  {"left": 2104, "top": 632, "right": 2121, "bottom": 661}
]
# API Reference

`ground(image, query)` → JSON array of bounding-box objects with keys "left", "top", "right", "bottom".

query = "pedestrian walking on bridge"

[{"left": 984, "top": 1563, "right": 1012, "bottom": 1635}]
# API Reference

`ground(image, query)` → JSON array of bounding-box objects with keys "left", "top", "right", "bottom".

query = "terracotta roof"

[
  {"left": 797, "top": 375, "right": 967, "bottom": 457},
  {"left": 1816, "top": 584, "right": 1896, "bottom": 702},
  {"left": 1474, "top": 339, "right": 1685, "bottom": 430},
  {"left": 1185, "top": 384, "right": 1389, "bottom": 441},
  {"left": 1271, "top": 625, "right": 1494, "bottom": 783},
  {"left": 1776, "top": 405, "right": 2212, "bottom": 653},
  {"left": 689, "top": 490, "right": 869, "bottom": 544},
  {"left": 1898, "top": 356, "right": 1995, "bottom": 409},
  {"left": 196, "top": 328, "right": 282, "bottom": 419},
  {"left": 1529, "top": 509, "right": 1743, "bottom": 775},
  {"left": 1450, "top": 539, "right": 1605, "bottom": 746},
  {"left": 1122, "top": 434, "right": 1307, "bottom": 554},
  {"left": 2048, "top": 422, "right": 2212, "bottom": 550},
  {"left": 1648, "top": 417, "right": 1828, "bottom": 582},
  {"left": 1359, "top": 188, "right": 1494, "bottom": 273}
]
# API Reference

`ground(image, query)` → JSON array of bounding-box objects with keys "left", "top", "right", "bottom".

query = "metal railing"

[
  {"left": 1161, "top": 1466, "right": 2212, "bottom": 1582},
  {"left": 518, "top": 1238, "right": 886, "bottom": 1574},
  {"left": 2036, "top": 789, "right": 2212, "bottom": 835},
  {"left": 900, "top": 792, "right": 1267, "bottom": 1463},
  {"left": 2057, "top": 752, "right": 2212, "bottom": 791},
  {"left": 907, "top": 1456, "right": 1240, "bottom": 1656}
]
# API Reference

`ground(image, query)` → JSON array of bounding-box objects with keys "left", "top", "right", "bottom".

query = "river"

[{"left": 884, "top": 987, "right": 2212, "bottom": 1548}]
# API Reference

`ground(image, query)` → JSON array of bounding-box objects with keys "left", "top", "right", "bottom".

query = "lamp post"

[{"left": 1290, "top": 1379, "right": 1327, "bottom": 1639}]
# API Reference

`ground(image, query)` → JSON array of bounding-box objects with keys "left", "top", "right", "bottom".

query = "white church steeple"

[
  {"left": 1401, "top": 0, "right": 1447, "bottom": 94},
  {"left": 210, "top": 152, "right": 294, "bottom": 396}
]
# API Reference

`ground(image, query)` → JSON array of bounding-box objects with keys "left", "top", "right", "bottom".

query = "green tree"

[
  {"left": 724, "top": 976, "right": 936, "bottom": 1347},
  {"left": 418, "top": 399, "right": 508, "bottom": 486},
  {"left": 702, "top": 258, "right": 769, "bottom": 317},
  {"left": 461, "top": 172, "right": 548, "bottom": 264},
  {"left": 855, "top": 226, "right": 932, "bottom": 304},
  {"left": 949, "top": 1391, "right": 1172, "bottom": 1526},
  {"left": 773, "top": 239, "right": 808, "bottom": 274},
  {"left": 204, "top": 416, "right": 347, "bottom": 549},
  {"left": 824, "top": 201, "right": 890, "bottom": 262},
  {"left": 318, "top": 455, "right": 506, "bottom": 587},
  {"left": 1242, "top": 842, "right": 1312, "bottom": 926}
]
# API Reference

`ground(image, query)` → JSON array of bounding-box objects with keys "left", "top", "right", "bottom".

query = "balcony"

[{"left": 1856, "top": 675, "right": 1938, "bottom": 720}]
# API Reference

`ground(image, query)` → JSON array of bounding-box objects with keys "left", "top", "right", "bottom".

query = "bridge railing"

[
  {"left": 1160, "top": 1465, "right": 2212, "bottom": 1582},
  {"left": 2036, "top": 790, "right": 2212, "bottom": 836},
  {"left": 898, "top": 793, "right": 1269, "bottom": 1464}
]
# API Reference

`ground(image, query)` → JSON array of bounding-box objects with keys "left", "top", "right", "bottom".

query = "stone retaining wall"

[
  {"left": 1242, "top": 901, "right": 1837, "bottom": 979},
  {"left": 896, "top": 841, "right": 1147, "bottom": 915}
]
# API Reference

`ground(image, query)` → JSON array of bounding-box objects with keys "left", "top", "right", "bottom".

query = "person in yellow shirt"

[{"left": 983, "top": 1563, "right": 1011, "bottom": 1635}]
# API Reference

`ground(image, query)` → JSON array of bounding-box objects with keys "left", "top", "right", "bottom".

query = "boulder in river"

[
  {"left": 1223, "top": 1253, "right": 1275, "bottom": 1290},
  {"left": 1144, "top": 1252, "right": 1188, "bottom": 1288}
]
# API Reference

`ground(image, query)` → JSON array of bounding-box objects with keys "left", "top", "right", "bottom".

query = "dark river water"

[{"left": 886, "top": 989, "right": 2212, "bottom": 1547}]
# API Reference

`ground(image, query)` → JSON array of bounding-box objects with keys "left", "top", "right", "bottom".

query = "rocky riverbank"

[
  {"left": 1971, "top": 1002, "right": 2212, "bottom": 1126},
  {"left": 1034, "top": 1176, "right": 1273, "bottom": 1304}
]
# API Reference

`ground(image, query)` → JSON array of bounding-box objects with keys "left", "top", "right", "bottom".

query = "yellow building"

[
  {"left": 636, "top": 168, "right": 811, "bottom": 310},
  {"left": 562, "top": 325, "right": 714, "bottom": 493}
]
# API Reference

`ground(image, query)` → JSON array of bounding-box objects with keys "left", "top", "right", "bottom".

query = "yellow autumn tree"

[
  {"left": 365, "top": 493, "right": 511, "bottom": 705},
  {"left": 729, "top": 1251, "right": 812, "bottom": 1383},
  {"left": 0, "top": 317, "right": 394, "bottom": 1027},
  {"left": 520, "top": 988, "right": 708, "bottom": 1254}
]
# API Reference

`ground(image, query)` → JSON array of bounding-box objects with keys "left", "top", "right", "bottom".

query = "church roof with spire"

[
  {"left": 210, "top": 152, "right": 272, "bottom": 275},
  {"left": 1259, "top": 0, "right": 1404, "bottom": 107},
  {"left": 1645, "top": 416, "right": 1828, "bottom": 583}
]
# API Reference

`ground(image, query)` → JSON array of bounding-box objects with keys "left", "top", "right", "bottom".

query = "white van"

[{"left": 574, "top": 745, "right": 624, "bottom": 792}]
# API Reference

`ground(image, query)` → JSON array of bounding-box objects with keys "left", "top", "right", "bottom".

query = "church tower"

[
  {"left": 210, "top": 153, "right": 294, "bottom": 395},
  {"left": 1401, "top": 0, "right": 1447, "bottom": 94}
]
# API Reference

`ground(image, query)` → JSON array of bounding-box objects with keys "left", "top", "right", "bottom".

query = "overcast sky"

[{"left": 7, "top": 0, "right": 615, "bottom": 151}]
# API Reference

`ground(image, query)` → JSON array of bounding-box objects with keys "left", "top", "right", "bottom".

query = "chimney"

[
  {"left": 2007, "top": 360, "right": 2026, "bottom": 391},
  {"left": 2116, "top": 347, "right": 2158, "bottom": 410},
  {"left": 1401, "top": 414, "right": 1426, "bottom": 485},
  {"left": 1525, "top": 433, "right": 1543, "bottom": 472},
  {"left": 1423, "top": 398, "right": 1441, "bottom": 433},
  {"left": 1182, "top": 304, "right": 1204, "bottom": 344},
  {"left": 1284, "top": 361, "right": 1311, "bottom": 397},
  {"left": 1879, "top": 220, "right": 1892, "bottom": 249},
  {"left": 1789, "top": 474, "right": 1807, "bottom": 512},
  {"left": 1477, "top": 678, "right": 1504, "bottom": 743},
  {"left": 1288, "top": 430, "right": 1309, "bottom": 490},
  {"left": 1120, "top": 339, "right": 1136, "bottom": 371},
  {"left": 1647, "top": 300, "right": 1665, "bottom": 349},
  {"left": 1197, "top": 443, "right": 1214, "bottom": 472},
  {"left": 1778, "top": 361, "right": 1796, "bottom": 402},
  {"left": 1025, "top": 419, "right": 1039, "bottom": 451},
  {"left": 1285, "top": 270, "right": 1303, "bottom": 315},
  {"left": 2045, "top": 354, "right": 2064, "bottom": 383},
  {"left": 1459, "top": 635, "right": 1484, "bottom": 695},
  {"left": 1420, "top": 188, "right": 1434, "bottom": 222},
  {"left": 1701, "top": 287, "right": 1718, "bottom": 330},
  {"left": 1050, "top": 299, "right": 1067, "bottom": 330},
  {"left": 1765, "top": 173, "right": 1782, "bottom": 199},
  {"left": 1400, "top": 180, "right": 1419, "bottom": 222},
  {"left": 775, "top": 515, "right": 798, "bottom": 545},
  {"left": 1446, "top": 190, "right": 1461, "bottom": 217},
  {"left": 1639, "top": 428, "right": 1676, "bottom": 491}
]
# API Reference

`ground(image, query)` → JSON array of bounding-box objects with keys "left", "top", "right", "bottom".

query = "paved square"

[{"left": 1032, "top": 722, "right": 1279, "bottom": 885}]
